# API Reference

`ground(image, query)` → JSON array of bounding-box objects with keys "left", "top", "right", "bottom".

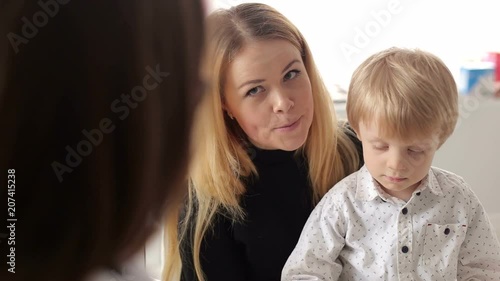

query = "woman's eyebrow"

[
  {"left": 237, "top": 59, "right": 301, "bottom": 90},
  {"left": 282, "top": 59, "right": 300, "bottom": 74},
  {"left": 238, "top": 79, "right": 265, "bottom": 90}
]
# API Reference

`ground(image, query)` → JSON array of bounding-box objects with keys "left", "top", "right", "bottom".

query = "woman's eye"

[
  {"left": 245, "top": 86, "right": 264, "bottom": 97},
  {"left": 374, "top": 146, "right": 388, "bottom": 151},
  {"left": 284, "top": 70, "right": 301, "bottom": 81},
  {"left": 409, "top": 148, "right": 424, "bottom": 154}
]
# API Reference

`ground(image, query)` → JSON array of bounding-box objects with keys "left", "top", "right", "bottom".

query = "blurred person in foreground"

[{"left": 0, "top": 0, "right": 205, "bottom": 280}]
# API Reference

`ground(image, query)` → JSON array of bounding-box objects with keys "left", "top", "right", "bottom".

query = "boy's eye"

[
  {"left": 408, "top": 148, "right": 424, "bottom": 153},
  {"left": 245, "top": 86, "right": 264, "bottom": 97},
  {"left": 373, "top": 145, "right": 388, "bottom": 151},
  {"left": 284, "top": 70, "right": 301, "bottom": 81}
]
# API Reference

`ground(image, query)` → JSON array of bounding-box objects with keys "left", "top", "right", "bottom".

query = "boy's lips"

[{"left": 386, "top": 176, "right": 406, "bottom": 183}]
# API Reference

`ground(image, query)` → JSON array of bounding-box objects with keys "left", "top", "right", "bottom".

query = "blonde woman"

[{"left": 164, "top": 3, "right": 363, "bottom": 281}]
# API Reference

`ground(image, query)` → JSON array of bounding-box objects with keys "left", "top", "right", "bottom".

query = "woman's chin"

[
  {"left": 249, "top": 132, "right": 308, "bottom": 151},
  {"left": 276, "top": 136, "right": 308, "bottom": 151}
]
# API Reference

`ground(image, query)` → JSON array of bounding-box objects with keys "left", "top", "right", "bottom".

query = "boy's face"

[{"left": 357, "top": 121, "right": 441, "bottom": 201}]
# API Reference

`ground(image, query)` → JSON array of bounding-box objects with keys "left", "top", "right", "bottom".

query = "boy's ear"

[
  {"left": 353, "top": 129, "right": 361, "bottom": 138},
  {"left": 350, "top": 126, "right": 358, "bottom": 135},
  {"left": 352, "top": 127, "right": 361, "bottom": 140}
]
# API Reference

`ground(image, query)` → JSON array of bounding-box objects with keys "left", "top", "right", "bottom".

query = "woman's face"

[{"left": 223, "top": 39, "right": 314, "bottom": 151}]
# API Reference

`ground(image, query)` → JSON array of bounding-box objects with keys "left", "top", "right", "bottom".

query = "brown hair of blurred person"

[{"left": 0, "top": 0, "right": 204, "bottom": 280}]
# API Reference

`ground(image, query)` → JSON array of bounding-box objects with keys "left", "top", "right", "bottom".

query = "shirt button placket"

[{"left": 397, "top": 205, "right": 413, "bottom": 280}]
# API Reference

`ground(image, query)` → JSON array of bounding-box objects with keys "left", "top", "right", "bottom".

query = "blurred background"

[{"left": 208, "top": 0, "right": 500, "bottom": 99}]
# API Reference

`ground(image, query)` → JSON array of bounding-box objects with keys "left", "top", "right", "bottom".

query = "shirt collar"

[
  {"left": 422, "top": 167, "right": 444, "bottom": 196},
  {"left": 355, "top": 165, "right": 444, "bottom": 202}
]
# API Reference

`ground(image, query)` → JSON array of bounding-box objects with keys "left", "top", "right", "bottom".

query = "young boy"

[{"left": 281, "top": 47, "right": 500, "bottom": 281}]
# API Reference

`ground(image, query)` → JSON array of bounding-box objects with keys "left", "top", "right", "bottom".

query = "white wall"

[
  {"left": 433, "top": 98, "right": 500, "bottom": 240},
  {"left": 211, "top": 0, "right": 500, "bottom": 100}
]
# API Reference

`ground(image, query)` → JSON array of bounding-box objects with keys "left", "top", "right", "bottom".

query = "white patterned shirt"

[{"left": 282, "top": 165, "right": 500, "bottom": 281}]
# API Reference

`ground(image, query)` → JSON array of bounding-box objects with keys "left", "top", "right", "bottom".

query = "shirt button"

[
  {"left": 444, "top": 228, "right": 450, "bottom": 235},
  {"left": 402, "top": 208, "right": 408, "bottom": 215},
  {"left": 402, "top": 246, "right": 409, "bottom": 253}
]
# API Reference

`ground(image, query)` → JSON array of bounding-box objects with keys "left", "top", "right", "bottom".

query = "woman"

[
  {"left": 163, "top": 3, "right": 363, "bottom": 281},
  {"left": 0, "top": 0, "right": 204, "bottom": 281}
]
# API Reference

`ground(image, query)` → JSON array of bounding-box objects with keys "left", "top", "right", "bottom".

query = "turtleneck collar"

[{"left": 247, "top": 144, "right": 299, "bottom": 165}]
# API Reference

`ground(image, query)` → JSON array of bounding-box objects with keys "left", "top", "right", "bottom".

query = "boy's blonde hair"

[
  {"left": 163, "top": 3, "right": 360, "bottom": 281},
  {"left": 347, "top": 47, "right": 459, "bottom": 146}
]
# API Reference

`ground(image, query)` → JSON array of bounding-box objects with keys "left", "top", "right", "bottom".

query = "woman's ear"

[
  {"left": 221, "top": 99, "right": 227, "bottom": 111},
  {"left": 221, "top": 98, "right": 234, "bottom": 120}
]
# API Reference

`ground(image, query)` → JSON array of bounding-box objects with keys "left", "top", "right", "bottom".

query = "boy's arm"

[
  {"left": 457, "top": 187, "right": 500, "bottom": 280},
  {"left": 281, "top": 192, "right": 346, "bottom": 281}
]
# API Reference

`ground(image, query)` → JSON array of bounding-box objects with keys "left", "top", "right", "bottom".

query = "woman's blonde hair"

[
  {"left": 163, "top": 3, "right": 360, "bottom": 281},
  {"left": 347, "top": 47, "right": 459, "bottom": 146}
]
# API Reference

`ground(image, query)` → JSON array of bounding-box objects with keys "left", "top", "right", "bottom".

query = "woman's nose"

[{"left": 272, "top": 89, "right": 294, "bottom": 113}]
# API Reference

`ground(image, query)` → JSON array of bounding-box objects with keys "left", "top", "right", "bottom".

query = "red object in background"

[{"left": 485, "top": 52, "right": 500, "bottom": 82}]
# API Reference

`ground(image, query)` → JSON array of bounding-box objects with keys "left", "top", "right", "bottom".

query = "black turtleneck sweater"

[{"left": 181, "top": 125, "right": 363, "bottom": 281}]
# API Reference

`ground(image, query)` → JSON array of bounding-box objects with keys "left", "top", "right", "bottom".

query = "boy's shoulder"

[
  {"left": 429, "top": 166, "right": 474, "bottom": 196},
  {"left": 323, "top": 168, "right": 365, "bottom": 204},
  {"left": 430, "top": 166, "right": 466, "bottom": 184}
]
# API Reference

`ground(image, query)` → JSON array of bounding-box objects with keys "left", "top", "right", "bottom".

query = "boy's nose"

[{"left": 387, "top": 153, "right": 407, "bottom": 171}]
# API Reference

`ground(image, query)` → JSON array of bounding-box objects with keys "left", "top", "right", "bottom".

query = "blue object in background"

[{"left": 459, "top": 62, "right": 495, "bottom": 97}]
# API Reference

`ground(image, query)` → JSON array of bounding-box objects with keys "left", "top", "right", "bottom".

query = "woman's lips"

[{"left": 275, "top": 117, "right": 301, "bottom": 132}]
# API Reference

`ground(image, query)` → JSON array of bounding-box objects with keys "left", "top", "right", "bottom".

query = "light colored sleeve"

[
  {"left": 457, "top": 184, "right": 500, "bottom": 281},
  {"left": 281, "top": 191, "right": 347, "bottom": 281}
]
